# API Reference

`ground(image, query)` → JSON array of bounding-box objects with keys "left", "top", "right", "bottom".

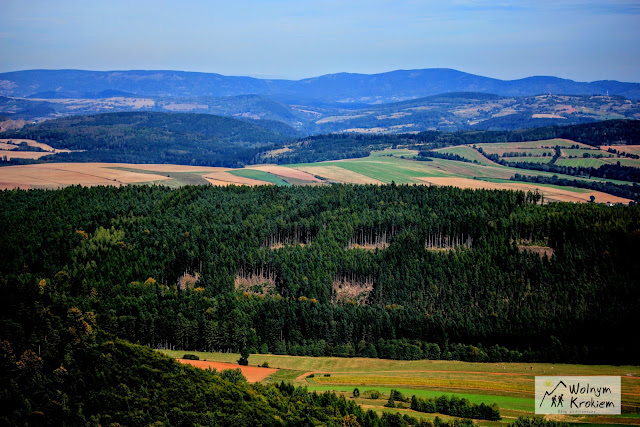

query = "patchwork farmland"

[
  {"left": 160, "top": 350, "right": 640, "bottom": 427},
  {"left": 0, "top": 141, "right": 636, "bottom": 204}
]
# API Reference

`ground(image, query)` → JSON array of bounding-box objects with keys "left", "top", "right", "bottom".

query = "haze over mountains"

[
  {"left": 1, "top": 68, "right": 639, "bottom": 135},
  {"left": 2, "top": 68, "right": 640, "bottom": 103}
]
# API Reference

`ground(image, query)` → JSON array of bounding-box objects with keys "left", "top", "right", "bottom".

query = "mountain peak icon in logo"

[{"left": 540, "top": 380, "right": 567, "bottom": 407}]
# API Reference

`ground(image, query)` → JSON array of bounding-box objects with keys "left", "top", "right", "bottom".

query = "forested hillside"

[
  {"left": 1, "top": 184, "right": 638, "bottom": 367},
  {"left": 1, "top": 288, "right": 422, "bottom": 426},
  {"left": 2, "top": 113, "right": 639, "bottom": 168},
  {"left": 3, "top": 111, "right": 297, "bottom": 167}
]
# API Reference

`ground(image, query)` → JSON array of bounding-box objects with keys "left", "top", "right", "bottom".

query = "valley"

[
  {"left": 159, "top": 350, "right": 640, "bottom": 426},
  {"left": 3, "top": 91, "right": 639, "bottom": 134},
  {"left": 2, "top": 72, "right": 640, "bottom": 427}
]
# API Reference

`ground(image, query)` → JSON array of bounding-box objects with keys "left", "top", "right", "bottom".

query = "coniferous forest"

[
  {"left": 1, "top": 184, "right": 638, "bottom": 368},
  {"left": 2, "top": 182, "right": 640, "bottom": 425}
]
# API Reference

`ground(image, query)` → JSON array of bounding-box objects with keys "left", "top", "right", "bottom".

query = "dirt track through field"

[{"left": 177, "top": 359, "right": 278, "bottom": 382}]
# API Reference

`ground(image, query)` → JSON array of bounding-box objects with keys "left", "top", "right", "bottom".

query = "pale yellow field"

[
  {"left": 476, "top": 139, "right": 592, "bottom": 152},
  {"left": 531, "top": 113, "right": 566, "bottom": 119},
  {"left": 162, "top": 103, "right": 208, "bottom": 111},
  {"left": 0, "top": 162, "right": 307, "bottom": 189},
  {"left": 293, "top": 165, "right": 384, "bottom": 184},
  {"left": 602, "top": 145, "right": 640, "bottom": 156},
  {"left": 0, "top": 138, "right": 85, "bottom": 160},
  {"left": 199, "top": 178, "right": 235, "bottom": 186},
  {"left": 0, "top": 151, "right": 55, "bottom": 160},
  {"left": 0, "top": 163, "right": 178, "bottom": 189},
  {"left": 113, "top": 164, "right": 228, "bottom": 173},
  {"left": 29, "top": 97, "right": 155, "bottom": 109},
  {"left": 316, "top": 114, "right": 368, "bottom": 124},
  {"left": 201, "top": 171, "right": 274, "bottom": 186},
  {"left": 420, "top": 177, "right": 632, "bottom": 204},
  {"left": 248, "top": 165, "right": 322, "bottom": 182},
  {"left": 262, "top": 147, "right": 293, "bottom": 157}
]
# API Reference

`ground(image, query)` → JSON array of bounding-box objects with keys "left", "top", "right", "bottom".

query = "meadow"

[{"left": 158, "top": 350, "right": 640, "bottom": 426}]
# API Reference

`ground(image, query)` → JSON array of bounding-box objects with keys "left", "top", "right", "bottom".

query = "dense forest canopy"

[
  {"left": 1, "top": 184, "right": 638, "bottom": 366},
  {"left": 2, "top": 111, "right": 297, "bottom": 167}
]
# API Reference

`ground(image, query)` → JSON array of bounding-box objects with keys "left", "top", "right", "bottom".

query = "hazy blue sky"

[{"left": 1, "top": 0, "right": 639, "bottom": 82}]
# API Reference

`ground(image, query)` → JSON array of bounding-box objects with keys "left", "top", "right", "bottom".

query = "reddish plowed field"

[{"left": 177, "top": 359, "right": 278, "bottom": 382}]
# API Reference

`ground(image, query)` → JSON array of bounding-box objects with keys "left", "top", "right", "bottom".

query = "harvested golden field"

[
  {"left": 315, "top": 114, "right": 368, "bottom": 124},
  {"left": 32, "top": 97, "right": 155, "bottom": 109},
  {"left": 248, "top": 165, "right": 323, "bottom": 183},
  {"left": 112, "top": 164, "right": 227, "bottom": 173},
  {"left": 0, "top": 163, "right": 285, "bottom": 189},
  {"left": 262, "top": 146, "right": 292, "bottom": 157},
  {"left": 0, "top": 118, "right": 29, "bottom": 132},
  {"left": 419, "top": 176, "right": 632, "bottom": 204},
  {"left": 603, "top": 144, "right": 640, "bottom": 156},
  {"left": 0, "top": 163, "right": 170, "bottom": 189},
  {"left": 0, "top": 138, "right": 85, "bottom": 159},
  {"left": 0, "top": 142, "right": 18, "bottom": 150},
  {"left": 531, "top": 113, "right": 566, "bottom": 119},
  {"left": 293, "top": 165, "right": 384, "bottom": 184},
  {"left": 476, "top": 139, "right": 592, "bottom": 152},
  {"left": 162, "top": 102, "right": 208, "bottom": 111},
  {"left": 176, "top": 359, "right": 277, "bottom": 383},
  {"left": 201, "top": 170, "right": 275, "bottom": 186},
  {"left": 0, "top": 151, "right": 55, "bottom": 160}
]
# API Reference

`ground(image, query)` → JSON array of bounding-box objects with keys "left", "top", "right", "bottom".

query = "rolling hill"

[
  {"left": 2, "top": 91, "right": 639, "bottom": 135},
  {"left": 2, "top": 111, "right": 298, "bottom": 167}
]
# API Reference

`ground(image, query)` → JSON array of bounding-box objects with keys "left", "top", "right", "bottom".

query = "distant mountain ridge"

[{"left": 1, "top": 68, "right": 639, "bottom": 102}]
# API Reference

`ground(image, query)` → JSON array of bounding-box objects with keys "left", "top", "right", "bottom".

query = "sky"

[{"left": 1, "top": 0, "right": 639, "bottom": 82}]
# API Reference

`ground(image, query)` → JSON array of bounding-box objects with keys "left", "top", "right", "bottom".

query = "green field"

[
  {"left": 370, "top": 148, "right": 420, "bottom": 158},
  {"left": 158, "top": 350, "right": 640, "bottom": 426},
  {"left": 475, "top": 139, "right": 588, "bottom": 150},
  {"left": 508, "top": 157, "right": 552, "bottom": 164},
  {"left": 435, "top": 145, "right": 496, "bottom": 166},
  {"left": 602, "top": 157, "right": 640, "bottom": 168},
  {"left": 497, "top": 149, "right": 555, "bottom": 157},
  {"left": 562, "top": 148, "right": 611, "bottom": 157},
  {"left": 555, "top": 158, "right": 611, "bottom": 168},
  {"left": 110, "top": 167, "right": 212, "bottom": 187},
  {"left": 295, "top": 150, "right": 631, "bottom": 187},
  {"left": 228, "top": 169, "right": 291, "bottom": 186}
]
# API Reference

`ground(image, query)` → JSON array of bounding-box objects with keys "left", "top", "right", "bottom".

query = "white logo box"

[{"left": 535, "top": 376, "right": 621, "bottom": 415}]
